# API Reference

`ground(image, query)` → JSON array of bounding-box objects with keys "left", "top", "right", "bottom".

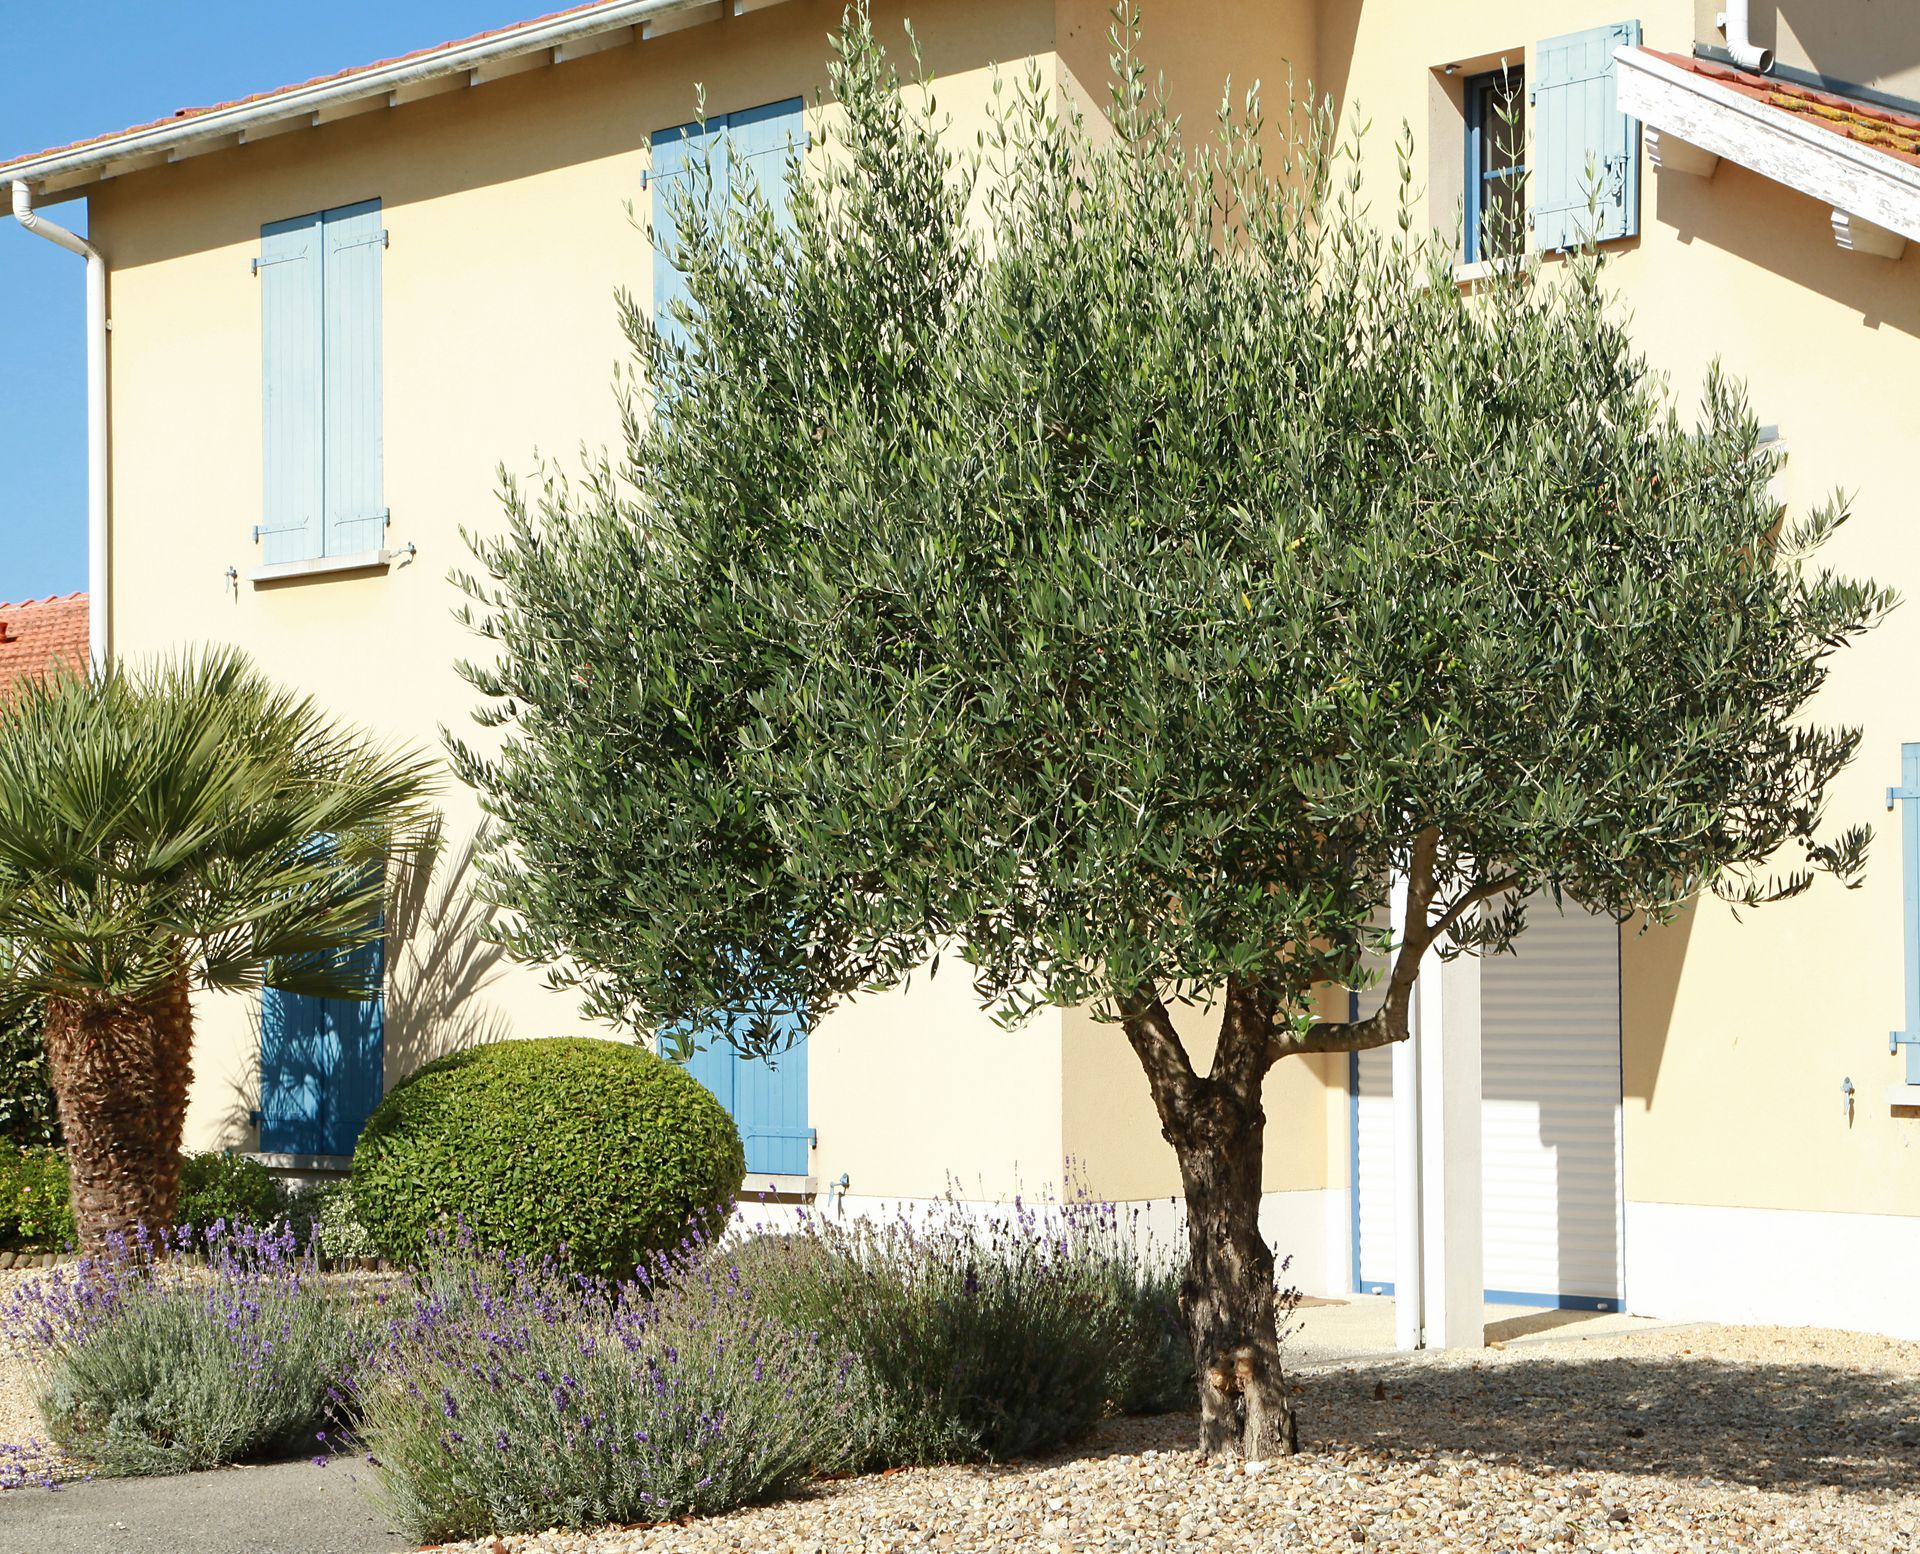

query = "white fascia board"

[
  {"left": 0, "top": 0, "right": 750, "bottom": 197},
  {"left": 1615, "top": 44, "right": 1920, "bottom": 243}
]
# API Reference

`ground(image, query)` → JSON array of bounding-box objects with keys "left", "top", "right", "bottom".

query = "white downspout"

[
  {"left": 1388, "top": 871, "right": 1425, "bottom": 1351},
  {"left": 1717, "top": 2, "right": 1774, "bottom": 73},
  {"left": 12, "top": 180, "right": 108, "bottom": 667}
]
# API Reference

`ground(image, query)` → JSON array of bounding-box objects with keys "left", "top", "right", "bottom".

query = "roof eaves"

[
  {"left": 1616, "top": 44, "right": 1920, "bottom": 246},
  {"left": 0, "top": 0, "right": 734, "bottom": 199}
]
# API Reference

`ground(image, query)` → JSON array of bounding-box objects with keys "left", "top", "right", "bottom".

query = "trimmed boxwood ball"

[{"left": 350, "top": 1037, "right": 743, "bottom": 1276}]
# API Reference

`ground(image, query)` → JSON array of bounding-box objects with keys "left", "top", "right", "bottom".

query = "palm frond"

[{"left": 0, "top": 647, "right": 437, "bottom": 1009}]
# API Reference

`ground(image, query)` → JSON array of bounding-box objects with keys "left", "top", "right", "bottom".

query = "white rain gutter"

[
  {"left": 1717, "top": 1, "right": 1773, "bottom": 73},
  {"left": 12, "top": 181, "right": 107, "bottom": 666},
  {"left": 0, "top": 0, "right": 731, "bottom": 197}
]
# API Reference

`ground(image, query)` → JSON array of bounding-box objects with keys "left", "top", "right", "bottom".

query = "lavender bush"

[
  {"left": 741, "top": 1192, "right": 1194, "bottom": 1466},
  {"left": 354, "top": 1233, "right": 859, "bottom": 1542},
  {"left": 1, "top": 1223, "right": 368, "bottom": 1476}
]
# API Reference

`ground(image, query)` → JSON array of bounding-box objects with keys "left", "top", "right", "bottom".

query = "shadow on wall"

[
  {"left": 1753, "top": 1, "right": 1920, "bottom": 90},
  {"left": 381, "top": 822, "right": 514, "bottom": 1082},
  {"left": 208, "top": 824, "right": 514, "bottom": 1151},
  {"left": 1654, "top": 159, "right": 1920, "bottom": 338},
  {"left": 1619, "top": 902, "right": 1698, "bottom": 1110}
]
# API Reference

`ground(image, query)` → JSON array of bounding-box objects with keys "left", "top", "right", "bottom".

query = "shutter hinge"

[
  {"left": 252, "top": 524, "right": 263, "bottom": 543},
  {"left": 1886, "top": 786, "right": 1920, "bottom": 809},
  {"left": 1895, "top": 1029, "right": 1920, "bottom": 1056}
]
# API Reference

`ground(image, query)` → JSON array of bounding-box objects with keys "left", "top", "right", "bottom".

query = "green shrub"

[
  {"left": 175, "top": 1152, "right": 289, "bottom": 1232},
  {"left": 0, "top": 1007, "right": 60, "bottom": 1150},
  {"left": 299, "top": 1180, "right": 380, "bottom": 1262},
  {"left": 356, "top": 1234, "right": 853, "bottom": 1541},
  {"left": 0, "top": 1148, "right": 74, "bottom": 1251},
  {"left": 5, "top": 1225, "right": 367, "bottom": 1476},
  {"left": 351, "top": 1037, "right": 743, "bottom": 1277},
  {"left": 742, "top": 1195, "right": 1192, "bottom": 1465}
]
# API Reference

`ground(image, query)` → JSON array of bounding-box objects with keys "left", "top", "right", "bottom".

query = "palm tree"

[{"left": 0, "top": 649, "right": 434, "bottom": 1252}]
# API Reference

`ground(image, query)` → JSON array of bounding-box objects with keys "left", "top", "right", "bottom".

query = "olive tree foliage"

[{"left": 453, "top": 7, "right": 1890, "bottom": 1454}]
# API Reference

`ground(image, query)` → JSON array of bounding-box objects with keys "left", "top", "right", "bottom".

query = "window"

[
  {"left": 647, "top": 97, "right": 812, "bottom": 1180},
  {"left": 1456, "top": 23, "right": 1643, "bottom": 265},
  {"left": 257, "top": 850, "right": 386, "bottom": 1160},
  {"left": 650, "top": 99, "right": 804, "bottom": 362},
  {"left": 1465, "top": 69, "right": 1527, "bottom": 264},
  {"left": 257, "top": 200, "right": 386, "bottom": 566},
  {"left": 1894, "top": 744, "right": 1920, "bottom": 1086}
]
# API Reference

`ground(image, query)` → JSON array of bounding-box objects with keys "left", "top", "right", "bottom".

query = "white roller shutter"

[
  {"left": 1353, "top": 1042, "right": 1398, "bottom": 1293},
  {"left": 1351, "top": 896, "right": 1624, "bottom": 1308}
]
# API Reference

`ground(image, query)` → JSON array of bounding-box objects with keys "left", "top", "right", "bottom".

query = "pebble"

[
  {"left": 1, "top": 1267, "right": 1915, "bottom": 1550},
  {"left": 428, "top": 1320, "right": 1920, "bottom": 1554}
]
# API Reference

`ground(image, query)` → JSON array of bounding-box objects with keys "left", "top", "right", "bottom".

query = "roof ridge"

[{"left": 0, "top": 590, "right": 89, "bottom": 611}]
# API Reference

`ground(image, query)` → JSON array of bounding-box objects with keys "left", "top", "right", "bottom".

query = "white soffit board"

[
  {"left": 1, "top": 0, "right": 790, "bottom": 199},
  {"left": 1615, "top": 44, "right": 1920, "bottom": 243}
]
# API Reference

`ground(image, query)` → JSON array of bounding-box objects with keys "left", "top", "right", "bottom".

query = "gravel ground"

[
  {"left": 429, "top": 1320, "right": 1920, "bottom": 1554},
  {"left": 2, "top": 1261, "right": 1915, "bottom": 1550},
  {"left": 0, "top": 1266, "right": 80, "bottom": 1490}
]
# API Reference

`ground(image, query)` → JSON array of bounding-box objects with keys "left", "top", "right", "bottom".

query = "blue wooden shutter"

[
  {"left": 259, "top": 897, "right": 385, "bottom": 1159},
  {"left": 726, "top": 97, "right": 804, "bottom": 216},
  {"left": 733, "top": 1020, "right": 810, "bottom": 1178},
  {"left": 1893, "top": 744, "right": 1920, "bottom": 1084},
  {"left": 680, "top": 1025, "right": 810, "bottom": 1180},
  {"left": 650, "top": 118, "right": 711, "bottom": 361},
  {"left": 650, "top": 101, "right": 810, "bottom": 1177},
  {"left": 321, "top": 200, "right": 386, "bottom": 557},
  {"left": 651, "top": 100, "right": 801, "bottom": 356},
  {"left": 1532, "top": 21, "right": 1641, "bottom": 251},
  {"left": 259, "top": 213, "right": 325, "bottom": 564}
]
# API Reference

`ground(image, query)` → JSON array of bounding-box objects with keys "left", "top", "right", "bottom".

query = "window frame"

[{"left": 1463, "top": 67, "right": 1528, "bottom": 265}]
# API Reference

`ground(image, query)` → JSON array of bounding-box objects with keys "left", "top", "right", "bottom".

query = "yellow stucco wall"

[
  {"left": 86, "top": 0, "right": 1920, "bottom": 1234},
  {"left": 1061, "top": 1002, "right": 1339, "bottom": 1202},
  {"left": 1691, "top": 0, "right": 1920, "bottom": 101},
  {"left": 1325, "top": 0, "right": 1920, "bottom": 1221},
  {"left": 91, "top": 0, "right": 1067, "bottom": 1176},
  {"left": 86, "top": 0, "right": 1342, "bottom": 1205}
]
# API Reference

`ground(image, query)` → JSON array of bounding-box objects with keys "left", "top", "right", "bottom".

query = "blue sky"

[{"left": 0, "top": 1, "right": 539, "bottom": 603}]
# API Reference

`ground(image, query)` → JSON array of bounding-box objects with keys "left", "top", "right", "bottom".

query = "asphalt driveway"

[{"left": 0, "top": 1458, "right": 400, "bottom": 1554}]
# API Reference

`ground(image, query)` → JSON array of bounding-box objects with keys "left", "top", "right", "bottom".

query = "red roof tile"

[
  {"left": 1644, "top": 48, "right": 1920, "bottom": 169},
  {"left": 0, "top": 0, "right": 623, "bottom": 182},
  {"left": 0, "top": 593, "right": 88, "bottom": 697}
]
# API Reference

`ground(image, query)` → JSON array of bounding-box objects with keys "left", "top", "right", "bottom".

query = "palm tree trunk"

[{"left": 41, "top": 973, "right": 196, "bottom": 1253}]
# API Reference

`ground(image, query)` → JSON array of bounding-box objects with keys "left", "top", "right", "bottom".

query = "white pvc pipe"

[
  {"left": 1388, "top": 870, "right": 1424, "bottom": 1351},
  {"left": 12, "top": 181, "right": 107, "bottom": 667},
  {"left": 1717, "top": 2, "right": 1774, "bottom": 73}
]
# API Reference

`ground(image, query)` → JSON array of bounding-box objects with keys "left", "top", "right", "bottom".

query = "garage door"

[{"left": 1353, "top": 895, "right": 1624, "bottom": 1310}]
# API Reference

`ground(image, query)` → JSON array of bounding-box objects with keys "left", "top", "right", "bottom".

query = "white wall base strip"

[
  {"left": 1625, "top": 1199, "right": 1920, "bottom": 1340},
  {"left": 729, "top": 1188, "right": 1344, "bottom": 1298}
]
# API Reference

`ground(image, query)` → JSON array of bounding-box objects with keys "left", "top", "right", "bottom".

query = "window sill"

[
  {"left": 1452, "top": 257, "right": 1512, "bottom": 284},
  {"left": 244, "top": 1151, "right": 352, "bottom": 1173},
  {"left": 740, "top": 1173, "right": 815, "bottom": 1200},
  {"left": 1890, "top": 1084, "right": 1920, "bottom": 1111},
  {"left": 248, "top": 549, "right": 391, "bottom": 584}
]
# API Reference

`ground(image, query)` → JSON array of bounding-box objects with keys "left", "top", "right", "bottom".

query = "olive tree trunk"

[
  {"left": 1123, "top": 979, "right": 1299, "bottom": 1459},
  {"left": 41, "top": 974, "right": 197, "bottom": 1254}
]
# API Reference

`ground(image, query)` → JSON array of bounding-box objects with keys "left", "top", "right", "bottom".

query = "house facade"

[{"left": 4, "top": 0, "right": 1917, "bottom": 1342}]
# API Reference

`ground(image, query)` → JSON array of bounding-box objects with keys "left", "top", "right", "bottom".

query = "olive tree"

[{"left": 453, "top": 10, "right": 1891, "bottom": 1456}]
